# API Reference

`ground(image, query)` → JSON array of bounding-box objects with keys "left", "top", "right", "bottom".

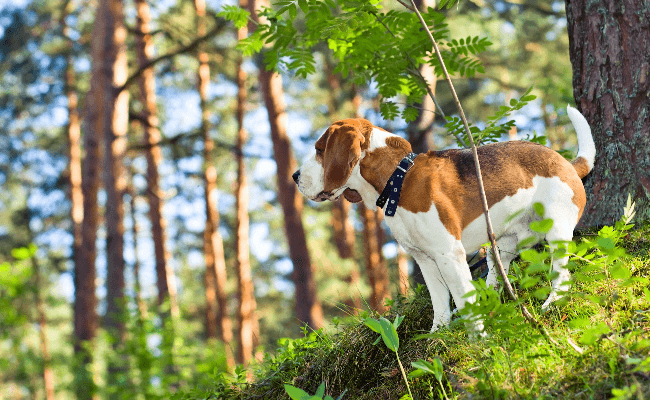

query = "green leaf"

[
  {"left": 315, "top": 382, "right": 325, "bottom": 398},
  {"left": 378, "top": 317, "right": 399, "bottom": 352},
  {"left": 284, "top": 384, "right": 310, "bottom": 400},
  {"left": 411, "top": 358, "right": 444, "bottom": 381},
  {"left": 364, "top": 317, "right": 382, "bottom": 334},
  {"left": 597, "top": 237, "right": 615, "bottom": 250},
  {"left": 530, "top": 218, "right": 553, "bottom": 234},
  {"left": 533, "top": 202, "right": 545, "bottom": 217},
  {"left": 610, "top": 264, "right": 631, "bottom": 280},
  {"left": 298, "top": 0, "right": 308, "bottom": 14}
]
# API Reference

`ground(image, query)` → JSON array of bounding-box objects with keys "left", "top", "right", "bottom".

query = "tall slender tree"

[
  {"left": 95, "top": 0, "right": 129, "bottom": 392},
  {"left": 33, "top": 255, "right": 55, "bottom": 400},
  {"left": 135, "top": 0, "right": 180, "bottom": 320},
  {"left": 566, "top": 0, "right": 650, "bottom": 225},
  {"left": 249, "top": 0, "right": 323, "bottom": 329},
  {"left": 195, "top": 0, "right": 235, "bottom": 362},
  {"left": 76, "top": 0, "right": 102, "bottom": 396},
  {"left": 234, "top": 0, "right": 259, "bottom": 366}
]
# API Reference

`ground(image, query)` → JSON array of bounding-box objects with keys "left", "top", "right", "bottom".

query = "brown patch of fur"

[{"left": 571, "top": 156, "right": 591, "bottom": 179}]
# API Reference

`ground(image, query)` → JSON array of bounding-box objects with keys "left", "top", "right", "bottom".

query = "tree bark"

[
  {"left": 135, "top": 0, "right": 179, "bottom": 320},
  {"left": 567, "top": 0, "right": 650, "bottom": 226},
  {"left": 96, "top": 0, "right": 129, "bottom": 392},
  {"left": 332, "top": 198, "right": 361, "bottom": 310},
  {"left": 195, "top": 0, "right": 235, "bottom": 360},
  {"left": 249, "top": 0, "right": 324, "bottom": 330},
  {"left": 76, "top": 0, "right": 101, "bottom": 395},
  {"left": 360, "top": 204, "right": 389, "bottom": 313},
  {"left": 260, "top": 67, "right": 324, "bottom": 329},
  {"left": 234, "top": 0, "right": 259, "bottom": 366}
]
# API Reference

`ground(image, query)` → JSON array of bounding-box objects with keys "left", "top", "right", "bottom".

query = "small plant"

[
  {"left": 409, "top": 357, "right": 451, "bottom": 400},
  {"left": 363, "top": 314, "right": 413, "bottom": 399},
  {"left": 284, "top": 382, "right": 346, "bottom": 400}
]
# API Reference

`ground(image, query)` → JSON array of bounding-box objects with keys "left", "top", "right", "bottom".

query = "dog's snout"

[{"left": 292, "top": 170, "right": 300, "bottom": 184}]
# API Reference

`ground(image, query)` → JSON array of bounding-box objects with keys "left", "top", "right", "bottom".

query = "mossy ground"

[{"left": 191, "top": 222, "right": 650, "bottom": 400}]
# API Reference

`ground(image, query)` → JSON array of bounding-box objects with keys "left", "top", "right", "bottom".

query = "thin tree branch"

[
  {"left": 406, "top": 0, "right": 559, "bottom": 346},
  {"left": 118, "top": 16, "right": 228, "bottom": 94}
]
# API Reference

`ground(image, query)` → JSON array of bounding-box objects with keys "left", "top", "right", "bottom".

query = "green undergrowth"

[{"left": 178, "top": 221, "right": 650, "bottom": 400}]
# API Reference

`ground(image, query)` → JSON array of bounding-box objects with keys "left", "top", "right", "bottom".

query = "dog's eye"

[{"left": 315, "top": 148, "right": 324, "bottom": 156}]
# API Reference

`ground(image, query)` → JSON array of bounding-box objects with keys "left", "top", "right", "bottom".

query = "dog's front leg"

[
  {"left": 430, "top": 242, "right": 485, "bottom": 336},
  {"left": 409, "top": 251, "right": 452, "bottom": 331}
]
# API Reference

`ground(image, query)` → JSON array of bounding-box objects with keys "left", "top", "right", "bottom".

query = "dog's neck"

[{"left": 346, "top": 128, "right": 413, "bottom": 210}]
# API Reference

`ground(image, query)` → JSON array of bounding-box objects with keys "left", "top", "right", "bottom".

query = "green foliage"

[
  {"left": 222, "top": 0, "right": 491, "bottom": 122},
  {"left": 285, "top": 381, "right": 346, "bottom": 400},
  {"left": 444, "top": 87, "right": 537, "bottom": 146}
]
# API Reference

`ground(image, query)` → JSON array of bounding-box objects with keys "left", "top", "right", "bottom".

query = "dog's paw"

[{"left": 541, "top": 292, "right": 562, "bottom": 312}]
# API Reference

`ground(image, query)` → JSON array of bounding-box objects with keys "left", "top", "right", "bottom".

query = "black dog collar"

[{"left": 376, "top": 152, "right": 418, "bottom": 217}]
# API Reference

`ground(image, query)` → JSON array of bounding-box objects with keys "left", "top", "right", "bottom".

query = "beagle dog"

[{"left": 293, "top": 106, "right": 595, "bottom": 333}]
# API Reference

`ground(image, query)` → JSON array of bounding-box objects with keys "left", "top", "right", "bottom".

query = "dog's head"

[{"left": 293, "top": 118, "right": 375, "bottom": 203}]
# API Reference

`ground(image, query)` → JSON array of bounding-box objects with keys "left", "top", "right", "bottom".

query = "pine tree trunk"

[
  {"left": 259, "top": 68, "right": 324, "bottom": 329},
  {"left": 566, "top": 0, "right": 650, "bottom": 226},
  {"left": 234, "top": 0, "right": 259, "bottom": 365},
  {"left": 76, "top": 0, "right": 102, "bottom": 395},
  {"left": 360, "top": 204, "right": 389, "bottom": 313},
  {"left": 249, "top": 0, "right": 323, "bottom": 330},
  {"left": 33, "top": 256, "right": 55, "bottom": 400},
  {"left": 96, "top": 0, "right": 129, "bottom": 392},
  {"left": 397, "top": 245, "right": 409, "bottom": 295},
  {"left": 332, "top": 198, "right": 361, "bottom": 310},
  {"left": 195, "top": 0, "right": 235, "bottom": 359},
  {"left": 135, "top": 0, "right": 179, "bottom": 320}
]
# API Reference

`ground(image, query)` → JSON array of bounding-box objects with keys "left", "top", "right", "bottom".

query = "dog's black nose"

[{"left": 292, "top": 170, "right": 300, "bottom": 184}]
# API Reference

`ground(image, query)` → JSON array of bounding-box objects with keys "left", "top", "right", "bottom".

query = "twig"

[
  {"left": 406, "top": 0, "right": 558, "bottom": 346},
  {"left": 118, "top": 17, "right": 228, "bottom": 94}
]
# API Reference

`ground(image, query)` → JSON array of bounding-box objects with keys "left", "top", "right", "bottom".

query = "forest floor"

[{"left": 184, "top": 221, "right": 650, "bottom": 400}]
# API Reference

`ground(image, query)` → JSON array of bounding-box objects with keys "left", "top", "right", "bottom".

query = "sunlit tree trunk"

[
  {"left": 250, "top": 0, "right": 324, "bottom": 330},
  {"left": 397, "top": 245, "right": 409, "bottom": 295},
  {"left": 566, "top": 0, "right": 650, "bottom": 226},
  {"left": 127, "top": 183, "right": 148, "bottom": 319},
  {"left": 135, "top": 0, "right": 179, "bottom": 320},
  {"left": 33, "top": 256, "right": 55, "bottom": 400},
  {"left": 96, "top": 0, "right": 129, "bottom": 393},
  {"left": 195, "top": 0, "right": 235, "bottom": 361},
  {"left": 76, "top": 0, "right": 102, "bottom": 395},
  {"left": 234, "top": 0, "right": 259, "bottom": 366},
  {"left": 332, "top": 198, "right": 361, "bottom": 310},
  {"left": 360, "top": 205, "right": 389, "bottom": 313}
]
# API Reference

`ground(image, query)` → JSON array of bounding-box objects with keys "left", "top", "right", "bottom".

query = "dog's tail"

[{"left": 567, "top": 105, "right": 596, "bottom": 179}]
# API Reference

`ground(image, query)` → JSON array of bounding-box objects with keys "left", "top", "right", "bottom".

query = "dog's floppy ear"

[{"left": 322, "top": 123, "right": 365, "bottom": 193}]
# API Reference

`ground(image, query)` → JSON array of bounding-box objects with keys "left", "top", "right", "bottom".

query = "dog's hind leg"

[
  {"left": 485, "top": 233, "right": 519, "bottom": 289},
  {"left": 540, "top": 192, "right": 580, "bottom": 311}
]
